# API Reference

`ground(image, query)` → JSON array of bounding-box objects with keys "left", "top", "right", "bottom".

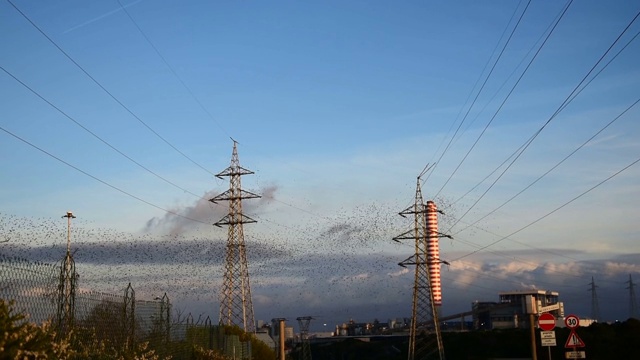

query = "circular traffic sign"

[
  {"left": 565, "top": 314, "right": 580, "bottom": 329},
  {"left": 538, "top": 312, "right": 556, "bottom": 331}
]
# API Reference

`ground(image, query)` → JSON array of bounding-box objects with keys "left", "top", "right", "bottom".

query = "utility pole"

[
  {"left": 272, "top": 318, "right": 287, "bottom": 360},
  {"left": 297, "top": 316, "right": 314, "bottom": 360},
  {"left": 57, "top": 211, "right": 77, "bottom": 335},
  {"left": 210, "top": 140, "right": 260, "bottom": 333},
  {"left": 393, "top": 176, "right": 448, "bottom": 360},
  {"left": 588, "top": 276, "right": 600, "bottom": 322},
  {"left": 627, "top": 274, "right": 638, "bottom": 319}
]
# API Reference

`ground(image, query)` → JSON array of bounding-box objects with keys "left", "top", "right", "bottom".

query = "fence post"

[
  {"left": 56, "top": 253, "right": 76, "bottom": 337},
  {"left": 124, "top": 283, "right": 135, "bottom": 352},
  {"left": 205, "top": 316, "right": 212, "bottom": 350},
  {"left": 160, "top": 293, "right": 170, "bottom": 350}
]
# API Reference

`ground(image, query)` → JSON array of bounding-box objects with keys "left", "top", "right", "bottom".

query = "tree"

[{"left": 0, "top": 298, "right": 74, "bottom": 359}]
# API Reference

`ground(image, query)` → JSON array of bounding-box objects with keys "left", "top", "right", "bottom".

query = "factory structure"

[
  {"left": 319, "top": 289, "right": 569, "bottom": 338},
  {"left": 472, "top": 289, "right": 565, "bottom": 330}
]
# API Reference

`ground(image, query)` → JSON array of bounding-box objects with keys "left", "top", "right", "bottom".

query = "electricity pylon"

[
  {"left": 589, "top": 276, "right": 600, "bottom": 322},
  {"left": 297, "top": 316, "right": 314, "bottom": 360},
  {"left": 210, "top": 140, "right": 260, "bottom": 333},
  {"left": 393, "top": 177, "right": 446, "bottom": 360},
  {"left": 57, "top": 211, "right": 77, "bottom": 334},
  {"left": 627, "top": 274, "right": 638, "bottom": 319}
]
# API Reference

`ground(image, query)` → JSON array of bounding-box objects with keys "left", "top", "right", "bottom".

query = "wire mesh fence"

[
  {"left": 0, "top": 254, "right": 58, "bottom": 324},
  {"left": 0, "top": 253, "right": 263, "bottom": 359}
]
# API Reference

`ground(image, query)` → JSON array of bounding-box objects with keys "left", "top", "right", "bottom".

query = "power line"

[
  {"left": 116, "top": 0, "right": 230, "bottom": 138},
  {"left": 6, "top": 0, "right": 216, "bottom": 177},
  {"left": 446, "top": 5, "right": 640, "bottom": 232},
  {"left": 9, "top": 0, "right": 346, "bottom": 228},
  {"left": 453, "top": 95, "right": 640, "bottom": 236},
  {"left": 448, "top": 27, "right": 640, "bottom": 211},
  {"left": 431, "top": 4, "right": 577, "bottom": 207},
  {"left": 455, "top": 2, "right": 575, "bottom": 145},
  {"left": 0, "top": 65, "right": 206, "bottom": 201},
  {"left": 452, "top": 154, "right": 640, "bottom": 262},
  {"left": 422, "top": 0, "right": 529, "bottom": 186},
  {"left": 431, "top": 0, "right": 534, "bottom": 196},
  {"left": 0, "top": 67, "right": 338, "bottom": 247},
  {"left": 435, "top": 0, "right": 574, "bottom": 200},
  {"left": 0, "top": 125, "right": 210, "bottom": 225},
  {"left": 434, "top": 215, "right": 608, "bottom": 284}
]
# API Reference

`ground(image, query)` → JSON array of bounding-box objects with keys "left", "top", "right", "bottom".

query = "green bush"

[{"left": 0, "top": 299, "right": 74, "bottom": 359}]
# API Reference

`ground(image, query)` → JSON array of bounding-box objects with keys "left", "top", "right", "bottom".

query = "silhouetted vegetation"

[
  {"left": 293, "top": 319, "right": 640, "bottom": 360},
  {"left": 1, "top": 298, "right": 276, "bottom": 360}
]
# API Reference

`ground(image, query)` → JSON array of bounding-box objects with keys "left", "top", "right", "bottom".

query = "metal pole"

[
  {"left": 529, "top": 313, "right": 537, "bottom": 360},
  {"left": 64, "top": 211, "right": 74, "bottom": 284},
  {"left": 279, "top": 319, "right": 286, "bottom": 360}
]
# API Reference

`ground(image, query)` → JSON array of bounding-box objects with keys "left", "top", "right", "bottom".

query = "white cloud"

[
  {"left": 603, "top": 261, "right": 640, "bottom": 276},
  {"left": 388, "top": 268, "right": 409, "bottom": 277}
]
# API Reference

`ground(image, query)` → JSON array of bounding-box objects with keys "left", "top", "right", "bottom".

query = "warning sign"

[{"left": 564, "top": 331, "right": 585, "bottom": 348}]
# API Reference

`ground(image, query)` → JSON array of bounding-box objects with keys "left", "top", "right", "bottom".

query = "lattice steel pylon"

[
  {"left": 297, "top": 316, "right": 314, "bottom": 360},
  {"left": 57, "top": 211, "right": 77, "bottom": 335},
  {"left": 123, "top": 283, "right": 136, "bottom": 351},
  {"left": 589, "top": 276, "right": 600, "bottom": 322},
  {"left": 627, "top": 274, "right": 639, "bottom": 319},
  {"left": 393, "top": 178, "right": 445, "bottom": 360},
  {"left": 210, "top": 140, "right": 260, "bottom": 333}
]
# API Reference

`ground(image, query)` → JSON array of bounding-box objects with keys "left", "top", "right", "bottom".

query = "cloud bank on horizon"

[{"left": 2, "top": 210, "right": 639, "bottom": 327}]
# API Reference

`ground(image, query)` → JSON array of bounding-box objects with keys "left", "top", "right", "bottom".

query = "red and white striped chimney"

[{"left": 426, "top": 200, "right": 442, "bottom": 306}]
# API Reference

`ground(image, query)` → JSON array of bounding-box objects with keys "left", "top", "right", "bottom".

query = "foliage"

[
  {"left": 0, "top": 298, "right": 74, "bottom": 359},
  {"left": 250, "top": 334, "right": 277, "bottom": 360},
  {"left": 72, "top": 332, "right": 167, "bottom": 360},
  {"left": 0, "top": 298, "right": 169, "bottom": 360},
  {"left": 190, "top": 345, "right": 231, "bottom": 360},
  {"left": 1, "top": 295, "right": 277, "bottom": 360},
  {"left": 221, "top": 325, "right": 277, "bottom": 360},
  {"left": 77, "top": 300, "right": 129, "bottom": 352}
]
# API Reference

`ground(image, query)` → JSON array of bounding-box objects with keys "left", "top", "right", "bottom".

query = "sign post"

[
  {"left": 538, "top": 313, "right": 556, "bottom": 360},
  {"left": 564, "top": 315, "right": 585, "bottom": 359}
]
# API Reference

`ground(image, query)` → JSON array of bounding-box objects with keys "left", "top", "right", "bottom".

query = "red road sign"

[
  {"left": 539, "top": 312, "right": 556, "bottom": 331},
  {"left": 565, "top": 331, "right": 586, "bottom": 348},
  {"left": 565, "top": 314, "right": 580, "bottom": 329}
]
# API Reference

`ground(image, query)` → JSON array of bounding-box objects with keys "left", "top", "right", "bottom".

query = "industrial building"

[{"left": 472, "top": 289, "right": 564, "bottom": 330}]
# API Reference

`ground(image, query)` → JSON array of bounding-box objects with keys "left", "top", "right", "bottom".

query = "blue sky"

[{"left": 2, "top": 0, "right": 640, "bottom": 329}]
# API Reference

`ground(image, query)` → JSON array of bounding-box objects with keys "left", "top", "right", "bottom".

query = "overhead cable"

[
  {"left": 454, "top": 95, "right": 640, "bottom": 236},
  {"left": 435, "top": 0, "right": 574, "bottom": 199},
  {"left": 452, "top": 155, "right": 640, "bottom": 262},
  {"left": 0, "top": 125, "right": 210, "bottom": 225},
  {"left": 0, "top": 65, "right": 206, "bottom": 201},
  {"left": 446, "top": 3, "right": 639, "bottom": 232},
  {"left": 422, "top": 0, "right": 528, "bottom": 186},
  {"left": 6, "top": 0, "right": 216, "bottom": 176},
  {"left": 116, "top": 0, "right": 230, "bottom": 138},
  {"left": 430, "top": 0, "right": 534, "bottom": 192}
]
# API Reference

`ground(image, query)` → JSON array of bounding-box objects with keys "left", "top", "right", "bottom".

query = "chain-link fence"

[
  {"left": 1, "top": 253, "right": 260, "bottom": 359},
  {"left": 0, "top": 254, "right": 58, "bottom": 324}
]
